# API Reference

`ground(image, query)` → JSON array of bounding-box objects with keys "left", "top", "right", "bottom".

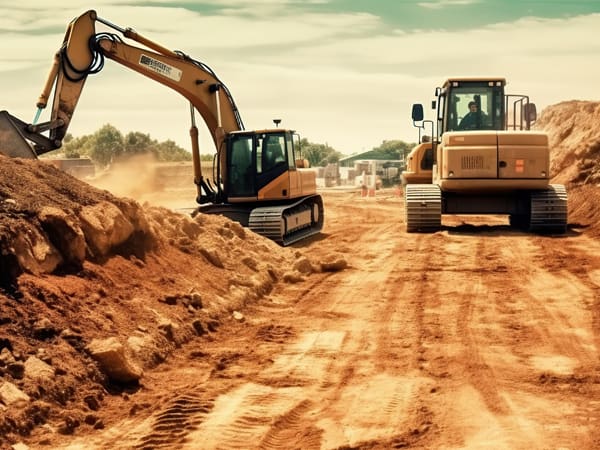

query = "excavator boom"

[
  {"left": 17, "top": 10, "right": 242, "bottom": 153},
  {"left": 0, "top": 9, "right": 243, "bottom": 203}
]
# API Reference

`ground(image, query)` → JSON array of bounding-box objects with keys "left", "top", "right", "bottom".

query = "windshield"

[
  {"left": 444, "top": 83, "right": 504, "bottom": 132},
  {"left": 227, "top": 132, "right": 290, "bottom": 197}
]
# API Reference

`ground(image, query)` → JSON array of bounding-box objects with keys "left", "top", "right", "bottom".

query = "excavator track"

[
  {"left": 404, "top": 184, "right": 442, "bottom": 232},
  {"left": 528, "top": 184, "right": 568, "bottom": 233},
  {"left": 248, "top": 194, "right": 324, "bottom": 246}
]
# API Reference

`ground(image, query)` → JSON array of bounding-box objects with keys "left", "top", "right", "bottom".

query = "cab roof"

[
  {"left": 228, "top": 129, "right": 294, "bottom": 135},
  {"left": 442, "top": 77, "right": 507, "bottom": 87}
]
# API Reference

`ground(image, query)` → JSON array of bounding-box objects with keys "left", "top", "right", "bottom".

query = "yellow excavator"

[
  {"left": 0, "top": 10, "right": 323, "bottom": 246},
  {"left": 404, "top": 77, "right": 567, "bottom": 233}
]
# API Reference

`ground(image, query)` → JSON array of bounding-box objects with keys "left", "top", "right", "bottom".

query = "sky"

[{"left": 1, "top": 0, "right": 599, "bottom": 156}]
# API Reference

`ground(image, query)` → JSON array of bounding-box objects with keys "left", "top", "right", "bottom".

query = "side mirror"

[
  {"left": 523, "top": 103, "right": 537, "bottom": 122},
  {"left": 412, "top": 104, "right": 424, "bottom": 122}
]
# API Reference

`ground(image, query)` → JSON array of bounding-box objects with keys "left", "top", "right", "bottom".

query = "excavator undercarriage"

[
  {"left": 404, "top": 183, "right": 568, "bottom": 233},
  {"left": 197, "top": 194, "right": 324, "bottom": 246}
]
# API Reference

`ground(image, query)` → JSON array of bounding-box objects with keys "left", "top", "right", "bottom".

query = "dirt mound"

[
  {"left": 533, "top": 101, "right": 600, "bottom": 236},
  {"left": 0, "top": 154, "right": 341, "bottom": 447},
  {"left": 535, "top": 100, "right": 600, "bottom": 185},
  {"left": 566, "top": 184, "right": 600, "bottom": 238}
]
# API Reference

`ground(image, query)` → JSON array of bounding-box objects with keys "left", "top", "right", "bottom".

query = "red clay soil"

[
  {"left": 536, "top": 100, "right": 600, "bottom": 237},
  {"left": 0, "top": 100, "right": 599, "bottom": 449},
  {"left": 0, "top": 154, "right": 331, "bottom": 448},
  {"left": 535, "top": 100, "right": 600, "bottom": 186}
]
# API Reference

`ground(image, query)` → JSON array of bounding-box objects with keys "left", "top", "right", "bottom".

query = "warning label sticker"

[{"left": 139, "top": 54, "right": 182, "bottom": 82}]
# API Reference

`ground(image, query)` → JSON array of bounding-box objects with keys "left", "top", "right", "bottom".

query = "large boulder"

[
  {"left": 38, "top": 206, "right": 86, "bottom": 267},
  {"left": 78, "top": 201, "right": 136, "bottom": 257},
  {"left": 85, "top": 337, "right": 143, "bottom": 383}
]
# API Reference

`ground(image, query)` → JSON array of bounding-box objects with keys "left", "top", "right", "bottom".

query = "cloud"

[
  {"left": 0, "top": 3, "right": 598, "bottom": 155},
  {"left": 417, "top": 0, "right": 479, "bottom": 10}
]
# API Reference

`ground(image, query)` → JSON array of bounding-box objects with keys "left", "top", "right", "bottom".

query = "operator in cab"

[{"left": 458, "top": 101, "right": 488, "bottom": 130}]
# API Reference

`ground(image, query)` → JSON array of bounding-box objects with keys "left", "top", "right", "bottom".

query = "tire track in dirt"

[
  {"left": 498, "top": 235, "right": 598, "bottom": 374},
  {"left": 492, "top": 232, "right": 600, "bottom": 449},
  {"left": 306, "top": 229, "right": 439, "bottom": 449},
  {"left": 455, "top": 238, "right": 511, "bottom": 415},
  {"left": 374, "top": 233, "right": 431, "bottom": 374},
  {"left": 133, "top": 393, "right": 214, "bottom": 449},
  {"left": 536, "top": 235, "right": 600, "bottom": 365},
  {"left": 411, "top": 229, "right": 528, "bottom": 448},
  {"left": 45, "top": 191, "right": 600, "bottom": 449},
  {"left": 257, "top": 400, "right": 322, "bottom": 450},
  {"left": 423, "top": 227, "right": 600, "bottom": 448},
  {"left": 55, "top": 381, "right": 221, "bottom": 450},
  {"left": 180, "top": 200, "right": 436, "bottom": 449},
  {"left": 509, "top": 234, "right": 600, "bottom": 449},
  {"left": 350, "top": 231, "right": 442, "bottom": 448}
]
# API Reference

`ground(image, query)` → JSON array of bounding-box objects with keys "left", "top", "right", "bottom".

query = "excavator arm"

[
  {"left": 39, "top": 10, "right": 244, "bottom": 148},
  {"left": 1, "top": 9, "right": 245, "bottom": 202}
]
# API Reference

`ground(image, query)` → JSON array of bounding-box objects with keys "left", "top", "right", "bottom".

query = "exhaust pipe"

[{"left": 0, "top": 111, "right": 61, "bottom": 159}]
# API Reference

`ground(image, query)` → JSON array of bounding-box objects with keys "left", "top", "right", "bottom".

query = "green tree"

[
  {"left": 359, "top": 140, "right": 414, "bottom": 161},
  {"left": 154, "top": 139, "right": 192, "bottom": 162},
  {"left": 62, "top": 134, "right": 92, "bottom": 158},
  {"left": 298, "top": 138, "right": 342, "bottom": 167},
  {"left": 89, "top": 124, "right": 124, "bottom": 167},
  {"left": 123, "top": 131, "right": 156, "bottom": 157},
  {"left": 48, "top": 124, "right": 201, "bottom": 165}
]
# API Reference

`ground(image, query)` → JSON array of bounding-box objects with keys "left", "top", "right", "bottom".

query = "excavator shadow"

[
  {"left": 442, "top": 223, "right": 581, "bottom": 237},
  {"left": 288, "top": 232, "right": 331, "bottom": 247}
]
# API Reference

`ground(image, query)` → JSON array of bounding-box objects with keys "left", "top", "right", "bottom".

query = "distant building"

[
  {"left": 335, "top": 153, "right": 403, "bottom": 187},
  {"left": 338, "top": 151, "right": 405, "bottom": 169}
]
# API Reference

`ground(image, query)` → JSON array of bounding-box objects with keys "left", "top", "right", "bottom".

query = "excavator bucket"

[{"left": 0, "top": 111, "right": 39, "bottom": 159}]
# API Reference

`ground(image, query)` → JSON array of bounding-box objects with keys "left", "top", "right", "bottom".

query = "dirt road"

[{"left": 46, "top": 188, "right": 600, "bottom": 450}]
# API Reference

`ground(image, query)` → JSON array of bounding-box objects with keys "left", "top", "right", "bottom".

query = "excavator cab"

[
  {"left": 225, "top": 130, "right": 293, "bottom": 199},
  {"left": 197, "top": 128, "right": 323, "bottom": 245},
  {"left": 444, "top": 82, "right": 503, "bottom": 132}
]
